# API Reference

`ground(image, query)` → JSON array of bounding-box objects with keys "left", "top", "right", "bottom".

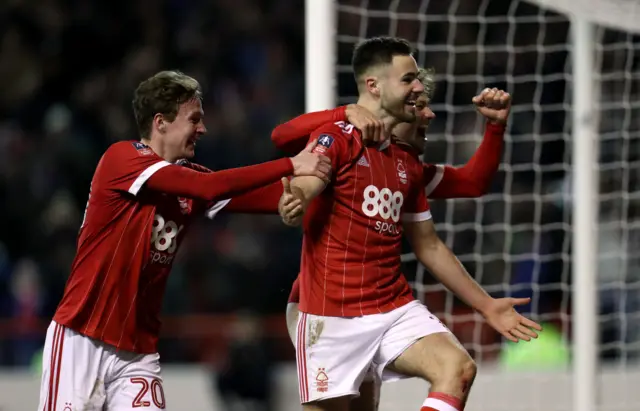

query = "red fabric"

[
  {"left": 298, "top": 123, "right": 429, "bottom": 316},
  {"left": 425, "top": 122, "right": 505, "bottom": 198},
  {"left": 54, "top": 141, "right": 292, "bottom": 353},
  {"left": 147, "top": 158, "right": 292, "bottom": 201},
  {"left": 271, "top": 106, "right": 347, "bottom": 154}
]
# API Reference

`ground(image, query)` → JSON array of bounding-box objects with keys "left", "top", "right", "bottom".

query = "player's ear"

[
  {"left": 153, "top": 113, "right": 166, "bottom": 133},
  {"left": 365, "top": 76, "right": 380, "bottom": 97}
]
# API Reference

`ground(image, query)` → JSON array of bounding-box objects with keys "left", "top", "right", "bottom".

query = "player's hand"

[
  {"left": 480, "top": 297, "right": 543, "bottom": 343},
  {"left": 472, "top": 88, "right": 511, "bottom": 125},
  {"left": 345, "top": 104, "right": 388, "bottom": 146},
  {"left": 290, "top": 139, "right": 332, "bottom": 183},
  {"left": 279, "top": 177, "right": 305, "bottom": 226}
]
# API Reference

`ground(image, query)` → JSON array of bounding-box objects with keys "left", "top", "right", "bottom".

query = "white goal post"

[{"left": 305, "top": 1, "right": 640, "bottom": 411}]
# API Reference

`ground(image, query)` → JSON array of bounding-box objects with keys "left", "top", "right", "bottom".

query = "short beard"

[{"left": 381, "top": 99, "right": 415, "bottom": 123}]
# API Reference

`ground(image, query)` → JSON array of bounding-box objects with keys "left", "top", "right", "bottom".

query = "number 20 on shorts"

[{"left": 131, "top": 377, "right": 166, "bottom": 409}]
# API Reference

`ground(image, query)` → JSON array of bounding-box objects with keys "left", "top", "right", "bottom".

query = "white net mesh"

[{"left": 334, "top": 1, "right": 640, "bottom": 409}]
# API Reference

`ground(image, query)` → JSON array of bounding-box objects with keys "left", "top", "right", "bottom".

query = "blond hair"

[
  {"left": 417, "top": 67, "right": 436, "bottom": 100},
  {"left": 132, "top": 70, "right": 202, "bottom": 139}
]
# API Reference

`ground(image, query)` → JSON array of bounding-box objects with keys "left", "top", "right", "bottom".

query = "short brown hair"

[
  {"left": 132, "top": 70, "right": 202, "bottom": 139},
  {"left": 351, "top": 37, "right": 413, "bottom": 81}
]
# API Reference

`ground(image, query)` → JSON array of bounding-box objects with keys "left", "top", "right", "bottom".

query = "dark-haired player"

[
  {"left": 282, "top": 38, "right": 540, "bottom": 411},
  {"left": 276, "top": 67, "right": 510, "bottom": 411}
]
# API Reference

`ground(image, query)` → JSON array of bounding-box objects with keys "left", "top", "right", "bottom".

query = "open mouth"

[
  {"left": 417, "top": 126, "right": 428, "bottom": 139},
  {"left": 187, "top": 136, "right": 199, "bottom": 147}
]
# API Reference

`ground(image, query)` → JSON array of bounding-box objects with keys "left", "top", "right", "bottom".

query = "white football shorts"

[
  {"left": 37, "top": 321, "right": 166, "bottom": 411},
  {"left": 295, "top": 300, "right": 451, "bottom": 404}
]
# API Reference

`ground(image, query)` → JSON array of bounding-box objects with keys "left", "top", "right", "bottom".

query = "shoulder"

[
  {"left": 313, "top": 121, "right": 360, "bottom": 141},
  {"left": 104, "top": 140, "right": 159, "bottom": 162},
  {"left": 312, "top": 121, "right": 361, "bottom": 153},
  {"left": 176, "top": 159, "right": 212, "bottom": 173}
]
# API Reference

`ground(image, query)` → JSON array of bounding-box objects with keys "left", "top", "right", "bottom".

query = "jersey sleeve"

[
  {"left": 308, "top": 123, "right": 355, "bottom": 171},
  {"left": 402, "top": 162, "right": 433, "bottom": 223},
  {"left": 204, "top": 181, "right": 283, "bottom": 218},
  {"left": 271, "top": 107, "right": 348, "bottom": 155},
  {"left": 101, "top": 141, "right": 172, "bottom": 196},
  {"left": 424, "top": 121, "right": 504, "bottom": 198},
  {"left": 165, "top": 162, "right": 283, "bottom": 218}
]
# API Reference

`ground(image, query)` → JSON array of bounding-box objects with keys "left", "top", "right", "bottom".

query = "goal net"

[{"left": 333, "top": 0, "right": 640, "bottom": 410}]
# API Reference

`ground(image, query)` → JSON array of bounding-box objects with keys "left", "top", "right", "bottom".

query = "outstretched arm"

[
  {"left": 145, "top": 158, "right": 293, "bottom": 201},
  {"left": 404, "top": 218, "right": 542, "bottom": 342},
  {"left": 271, "top": 107, "right": 347, "bottom": 154},
  {"left": 425, "top": 122, "right": 505, "bottom": 198},
  {"left": 145, "top": 140, "right": 331, "bottom": 202}
]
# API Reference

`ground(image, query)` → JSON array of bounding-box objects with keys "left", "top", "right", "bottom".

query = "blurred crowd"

[{"left": 0, "top": 0, "right": 638, "bottom": 391}]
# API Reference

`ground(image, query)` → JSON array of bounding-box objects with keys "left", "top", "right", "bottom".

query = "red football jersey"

[
  {"left": 53, "top": 141, "right": 243, "bottom": 353},
  {"left": 298, "top": 122, "right": 432, "bottom": 317}
]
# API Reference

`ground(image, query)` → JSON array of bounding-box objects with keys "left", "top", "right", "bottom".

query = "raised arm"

[
  {"left": 403, "top": 218, "right": 542, "bottom": 342},
  {"left": 425, "top": 122, "right": 505, "bottom": 198},
  {"left": 272, "top": 105, "right": 386, "bottom": 154},
  {"left": 272, "top": 107, "right": 347, "bottom": 154}
]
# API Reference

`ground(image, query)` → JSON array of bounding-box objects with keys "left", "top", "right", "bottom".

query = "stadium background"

[{"left": 0, "top": 0, "right": 638, "bottom": 410}]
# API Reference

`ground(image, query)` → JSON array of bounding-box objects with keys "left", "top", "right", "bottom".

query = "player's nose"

[
  {"left": 422, "top": 106, "right": 435, "bottom": 120},
  {"left": 411, "top": 78, "right": 425, "bottom": 94}
]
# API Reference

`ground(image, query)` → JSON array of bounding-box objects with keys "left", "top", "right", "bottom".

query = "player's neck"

[
  {"left": 141, "top": 138, "right": 180, "bottom": 163},
  {"left": 356, "top": 96, "right": 400, "bottom": 131}
]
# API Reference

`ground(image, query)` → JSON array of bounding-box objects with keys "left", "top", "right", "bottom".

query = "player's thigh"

[
  {"left": 389, "top": 331, "right": 474, "bottom": 384},
  {"left": 375, "top": 301, "right": 474, "bottom": 383},
  {"left": 37, "top": 322, "right": 107, "bottom": 411},
  {"left": 296, "top": 312, "right": 384, "bottom": 405},
  {"left": 286, "top": 302, "right": 299, "bottom": 344},
  {"left": 349, "top": 377, "right": 380, "bottom": 411},
  {"left": 105, "top": 351, "right": 166, "bottom": 410}
]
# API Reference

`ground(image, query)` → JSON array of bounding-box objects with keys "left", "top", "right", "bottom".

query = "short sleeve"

[
  {"left": 101, "top": 141, "right": 172, "bottom": 196},
  {"left": 309, "top": 125, "right": 353, "bottom": 170},
  {"left": 402, "top": 164, "right": 433, "bottom": 223},
  {"left": 423, "top": 163, "right": 445, "bottom": 196}
]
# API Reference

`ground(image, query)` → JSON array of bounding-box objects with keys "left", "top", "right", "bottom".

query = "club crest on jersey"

[
  {"left": 132, "top": 141, "right": 154, "bottom": 156},
  {"left": 396, "top": 159, "right": 407, "bottom": 184},
  {"left": 314, "top": 134, "right": 334, "bottom": 153}
]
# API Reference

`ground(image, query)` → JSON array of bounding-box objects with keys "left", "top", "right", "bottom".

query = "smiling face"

[
  {"left": 133, "top": 70, "right": 205, "bottom": 162},
  {"left": 378, "top": 54, "right": 425, "bottom": 123},
  {"left": 158, "top": 98, "right": 206, "bottom": 160},
  {"left": 392, "top": 93, "right": 436, "bottom": 154}
]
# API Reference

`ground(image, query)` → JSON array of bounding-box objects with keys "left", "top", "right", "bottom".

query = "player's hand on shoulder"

[
  {"left": 472, "top": 87, "right": 511, "bottom": 125},
  {"left": 279, "top": 178, "right": 305, "bottom": 226},
  {"left": 290, "top": 139, "right": 332, "bottom": 184},
  {"left": 345, "top": 104, "right": 388, "bottom": 146}
]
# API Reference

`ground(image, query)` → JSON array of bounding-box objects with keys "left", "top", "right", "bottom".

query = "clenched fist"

[{"left": 472, "top": 88, "right": 511, "bottom": 125}]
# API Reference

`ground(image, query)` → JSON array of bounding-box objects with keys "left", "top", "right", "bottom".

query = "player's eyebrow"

[{"left": 401, "top": 72, "right": 418, "bottom": 80}]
